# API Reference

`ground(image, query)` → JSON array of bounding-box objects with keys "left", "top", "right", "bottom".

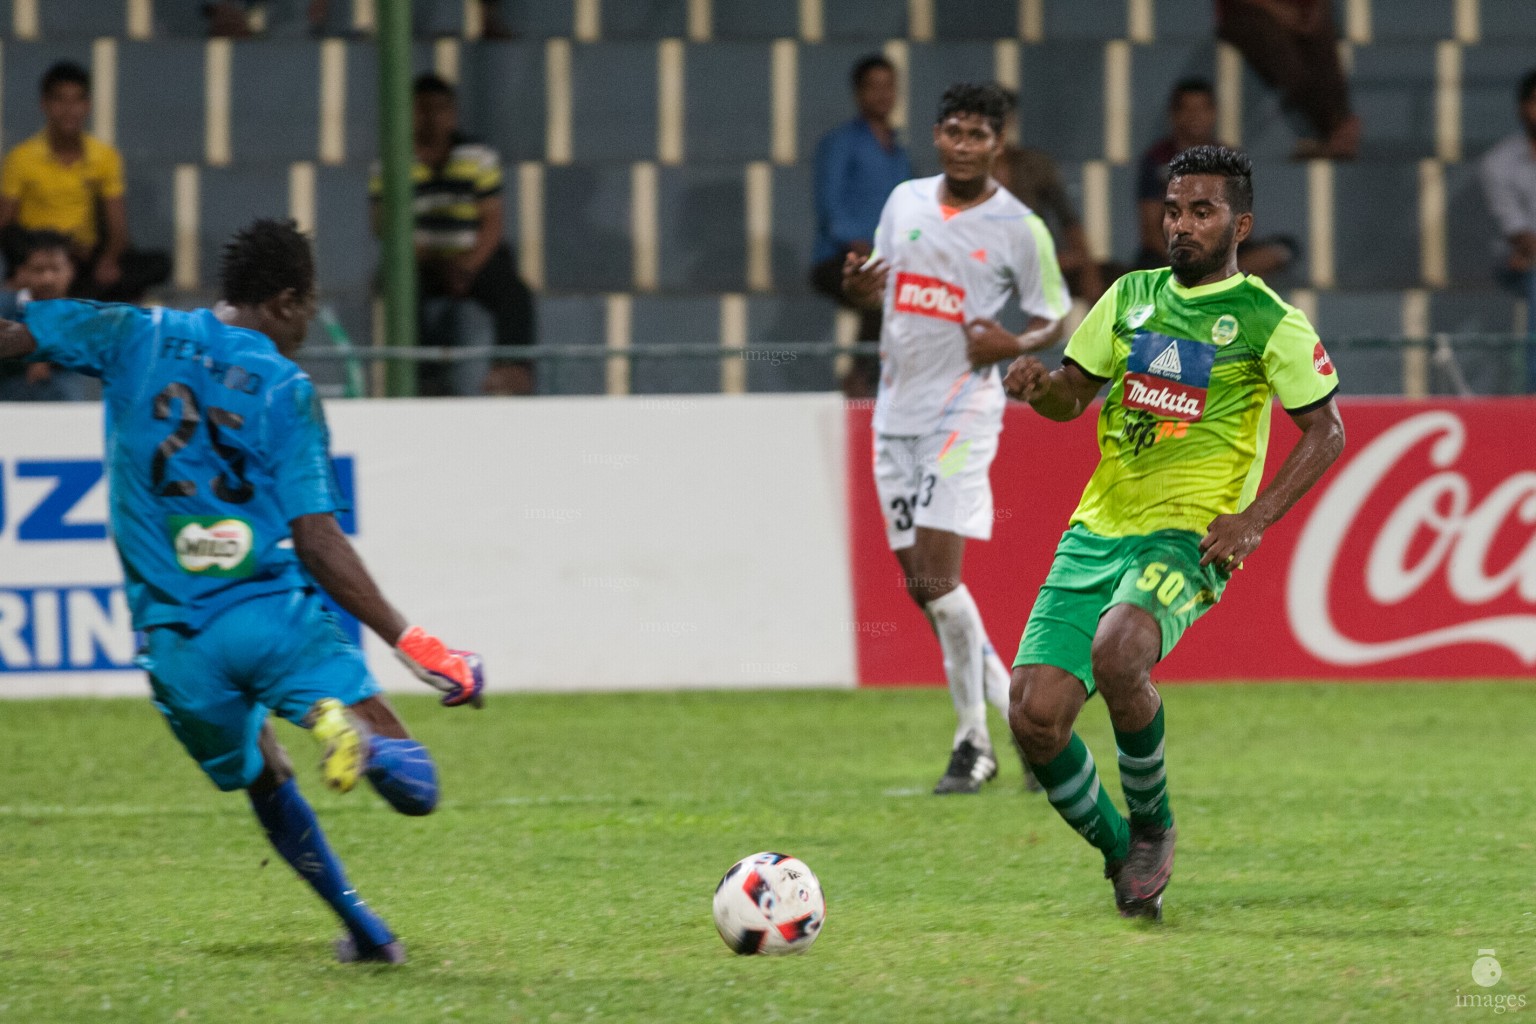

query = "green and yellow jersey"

[{"left": 1063, "top": 268, "right": 1338, "bottom": 537}]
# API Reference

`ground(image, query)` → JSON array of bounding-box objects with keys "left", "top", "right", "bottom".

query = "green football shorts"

[{"left": 1014, "top": 524, "right": 1230, "bottom": 695}]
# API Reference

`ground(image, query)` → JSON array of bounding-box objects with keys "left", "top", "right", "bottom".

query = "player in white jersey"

[{"left": 844, "top": 83, "right": 1071, "bottom": 794}]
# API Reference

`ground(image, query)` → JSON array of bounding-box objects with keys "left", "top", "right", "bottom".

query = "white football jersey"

[{"left": 869, "top": 175, "right": 1070, "bottom": 436}]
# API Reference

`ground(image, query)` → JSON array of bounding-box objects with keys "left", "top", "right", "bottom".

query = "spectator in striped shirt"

[{"left": 370, "top": 74, "right": 535, "bottom": 396}]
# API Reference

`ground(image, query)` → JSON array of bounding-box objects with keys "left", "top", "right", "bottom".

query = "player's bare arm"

[
  {"left": 1002, "top": 357, "right": 1104, "bottom": 421},
  {"left": 291, "top": 512, "right": 409, "bottom": 643},
  {"left": 841, "top": 250, "right": 888, "bottom": 310},
  {"left": 0, "top": 318, "right": 37, "bottom": 361},
  {"left": 1199, "top": 398, "right": 1346, "bottom": 568},
  {"left": 965, "top": 315, "right": 1065, "bottom": 367}
]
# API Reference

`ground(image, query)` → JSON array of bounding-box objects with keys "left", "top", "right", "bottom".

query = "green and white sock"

[
  {"left": 1115, "top": 702, "right": 1174, "bottom": 830},
  {"left": 1030, "top": 733, "right": 1129, "bottom": 865}
]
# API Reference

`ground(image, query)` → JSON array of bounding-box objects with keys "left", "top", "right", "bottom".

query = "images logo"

[{"left": 894, "top": 273, "right": 964, "bottom": 323}]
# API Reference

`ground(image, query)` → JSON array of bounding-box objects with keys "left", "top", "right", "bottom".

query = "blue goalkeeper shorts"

[{"left": 135, "top": 588, "right": 381, "bottom": 791}]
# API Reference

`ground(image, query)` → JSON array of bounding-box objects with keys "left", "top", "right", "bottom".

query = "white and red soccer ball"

[{"left": 712, "top": 852, "right": 825, "bottom": 955}]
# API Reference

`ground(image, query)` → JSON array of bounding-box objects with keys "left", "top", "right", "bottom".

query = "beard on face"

[{"left": 1167, "top": 218, "right": 1237, "bottom": 283}]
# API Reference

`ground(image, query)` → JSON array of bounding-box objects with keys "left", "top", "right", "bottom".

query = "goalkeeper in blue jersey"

[{"left": 0, "top": 219, "right": 485, "bottom": 965}]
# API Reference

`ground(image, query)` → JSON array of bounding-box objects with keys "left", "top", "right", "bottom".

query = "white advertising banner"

[{"left": 0, "top": 394, "right": 858, "bottom": 696}]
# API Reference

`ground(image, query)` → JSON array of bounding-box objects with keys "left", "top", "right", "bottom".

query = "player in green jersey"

[{"left": 1000, "top": 145, "right": 1345, "bottom": 920}]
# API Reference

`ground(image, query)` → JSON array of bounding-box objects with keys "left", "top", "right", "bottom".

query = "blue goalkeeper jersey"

[{"left": 24, "top": 299, "right": 347, "bottom": 631}]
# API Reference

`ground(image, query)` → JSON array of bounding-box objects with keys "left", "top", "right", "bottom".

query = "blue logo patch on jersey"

[{"left": 1123, "top": 331, "right": 1216, "bottom": 422}]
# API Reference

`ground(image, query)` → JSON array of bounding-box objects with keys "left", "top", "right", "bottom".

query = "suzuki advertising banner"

[{"left": 849, "top": 399, "right": 1536, "bottom": 683}]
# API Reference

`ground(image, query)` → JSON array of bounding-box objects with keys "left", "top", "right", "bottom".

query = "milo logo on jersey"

[
  {"left": 1123, "top": 331, "right": 1216, "bottom": 422},
  {"left": 894, "top": 272, "right": 965, "bottom": 323},
  {"left": 170, "top": 516, "right": 256, "bottom": 577}
]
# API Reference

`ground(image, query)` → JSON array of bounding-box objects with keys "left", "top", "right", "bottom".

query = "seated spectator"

[
  {"left": 0, "top": 61, "right": 170, "bottom": 303},
  {"left": 1479, "top": 67, "right": 1536, "bottom": 393},
  {"left": 371, "top": 73, "right": 535, "bottom": 397},
  {"left": 1215, "top": 0, "right": 1360, "bottom": 160},
  {"left": 0, "top": 230, "right": 84, "bottom": 401},
  {"left": 1135, "top": 78, "right": 1298, "bottom": 278},
  {"left": 811, "top": 54, "right": 913, "bottom": 398}
]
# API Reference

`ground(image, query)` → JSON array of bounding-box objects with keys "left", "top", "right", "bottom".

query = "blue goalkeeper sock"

[
  {"left": 248, "top": 779, "right": 394, "bottom": 949},
  {"left": 366, "top": 737, "right": 439, "bottom": 817}
]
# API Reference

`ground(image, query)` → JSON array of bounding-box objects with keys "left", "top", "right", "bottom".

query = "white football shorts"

[{"left": 872, "top": 429, "right": 1000, "bottom": 550}]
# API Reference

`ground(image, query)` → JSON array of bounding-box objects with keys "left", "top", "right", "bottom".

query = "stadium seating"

[
  {"left": 569, "top": 42, "right": 660, "bottom": 163},
  {"left": 629, "top": 294, "right": 723, "bottom": 393},
  {"left": 683, "top": 42, "right": 774, "bottom": 162},
  {"left": 533, "top": 294, "right": 608, "bottom": 395},
  {"left": 1017, "top": 43, "right": 1107, "bottom": 162},
  {"left": 769, "top": 163, "right": 817, "bottom": 295},
  {"left": 1129, "top": 42, "right": 1218, "bottom": 160},
  {"left": 115, "top": 40, "right": 207, "bottom": 165},
  {"left": 656, "top": 164, "right": 748, "bottom": 292},
  {"left": 603, "top": 0, "right": 688, "bottom": 40},
  {"left": 1480, "top": 0, "right": 1536, "bottom": 41},
  {"left": 1332, "top": 162, "right": 1423, "bottom": 289},
  {"left": 1348, "top": 42, "right": 1438, "bottom": 159},
  {"left": 932, "top": 0, "right": 1019, "bottom": 41},
  {"left": 542, "top": 163, "right": 634, "bottom": 291},
  {"left": 822, "top": 0, "right": 907, "bottom": 42},
  {"left": 711, "top": 0, "right": 799, "bottom": 40},
  {"left": 461, "top": 41, "right": 549, "bottom": 163},
  {"left": 0, "top": 0, "right": 1525, "bottom": 397},
  {"left": 35, "top": 0, "right": 128, "bottom": 38},
  {"left": 1367, "top": 0, "right": 1456, "bottom": 42},
  {"left": 1443, "top": 159, "right": 1501, "bottom": 289},
  {"left": 229, "top": 40, "right": 323, "bottom": 164},
  {"left": 744, "top": 295, "right": 839, "bottom": 392},
  {"left": 1460, "top": 44, "right": 1532, "bottom": 156}
]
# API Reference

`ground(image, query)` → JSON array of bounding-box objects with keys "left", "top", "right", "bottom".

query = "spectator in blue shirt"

[{"left": 811, "top": 54, "right": 912, "bottom": 397}]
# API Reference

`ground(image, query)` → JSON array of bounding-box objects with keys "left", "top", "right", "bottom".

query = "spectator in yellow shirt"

[{"left": 0, "top": 61, "right": 169, "bottom": 303}]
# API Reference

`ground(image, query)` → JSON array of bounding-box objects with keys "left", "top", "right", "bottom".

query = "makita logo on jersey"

[
  {"left": 1122, "top": 331, "right": 1216, "bottom": 423},
  {"left": 894, "top": 273, "right": 965, "bottom": 323}
]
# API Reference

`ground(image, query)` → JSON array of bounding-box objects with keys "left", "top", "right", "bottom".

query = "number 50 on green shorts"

[{"left": 1014, "top": 524, "right": 1230, "bottom": 695}]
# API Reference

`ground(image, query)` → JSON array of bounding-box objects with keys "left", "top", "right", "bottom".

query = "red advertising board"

[{"left": 848, "top": 399, "right": 1536, "bottom": 682}]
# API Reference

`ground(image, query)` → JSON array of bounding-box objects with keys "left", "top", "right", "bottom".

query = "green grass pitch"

[{"left": 1, "top": 684, "right": 1531, "bottom": 1023}]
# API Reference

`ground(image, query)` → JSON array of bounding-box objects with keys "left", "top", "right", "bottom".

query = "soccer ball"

[{"left": 712, "top": 852, "right": 826, "bottom": 955}]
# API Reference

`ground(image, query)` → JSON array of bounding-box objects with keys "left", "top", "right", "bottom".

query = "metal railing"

[{"left": 295, "top": 334, "right": 1535, "bottom": 399}]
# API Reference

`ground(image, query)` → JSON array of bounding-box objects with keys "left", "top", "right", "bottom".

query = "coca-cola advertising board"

[{"left": 848, "top": 399, "right": 1536, "bottom": 682}]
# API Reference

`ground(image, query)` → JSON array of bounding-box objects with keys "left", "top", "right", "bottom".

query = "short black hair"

[
  {"left": 1169, "top": 77, "right": 1215, "bottom": 108},
  {"left": 851, "top": 54, "right": 894, "bottom": 91},
  {"left": 1520, "top": 67, "right": 1536, "bottom": 105},
  {"left": 1167, "top": 144, "right": 1253, "bottom": 215},
  {"left": 935, "top": 82, "right": 1013, "bottom": 135},
  {"left": 41, "top": 61, "right": 90, "bottom": 97},
  {"left": 220, "top": 219, "right": 314, "bottom": 307},
  {"left": 413, "top": 72, "right": 456, "bottom": 100}
]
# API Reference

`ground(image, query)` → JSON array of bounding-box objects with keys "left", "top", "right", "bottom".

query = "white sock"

[
  {"left": 926, "top": 585, "right": 991, "bottom": 750},
  {"left": 982, "top": 641, "right": 1012, "bottom": 716}
]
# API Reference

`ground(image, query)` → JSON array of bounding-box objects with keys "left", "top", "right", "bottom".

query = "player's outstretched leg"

[
  {"left": 307, "top": 697, "right": 440, "bottom": 816},
  {"left": 246, "top": 730, "right": 404, "bottom": 963},
  {"left": 1010, "top": 665, "right": 1131, "bottom": 870}
]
